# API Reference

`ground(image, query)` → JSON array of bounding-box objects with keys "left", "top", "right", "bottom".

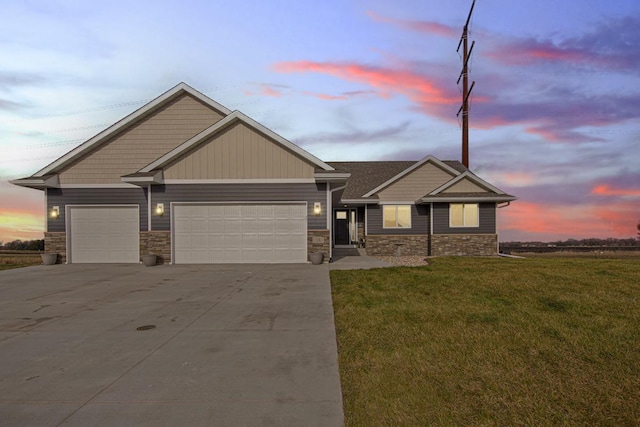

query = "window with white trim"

[
  {"left": 383, "top": 205, "right": 411, "bottom": 228},
  {"left": 450, "top": 203, "right": 479, "bottom": 227}
]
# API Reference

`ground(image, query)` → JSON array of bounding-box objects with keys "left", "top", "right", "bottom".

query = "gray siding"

[
  {"left": 366, "top": 204, "right": 429, "bottom": 235},
  {"left": 432, "top": 202, "right": 496, "bottom": 234},
  {"left": 150, "top": 183, "right": 328, "bottom": 230},
  {"left": 46, "top": 187, "right": 148, "bottom": 232}
]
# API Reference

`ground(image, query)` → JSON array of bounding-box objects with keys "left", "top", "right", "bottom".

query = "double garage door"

[
  {"left": 67, "top": 203, "right": 307, "bottom": 264},
  {"left": 173, "top": 203, "right": 307, "bottom": 264}
]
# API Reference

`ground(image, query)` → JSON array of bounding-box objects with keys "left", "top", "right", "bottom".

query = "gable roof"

[
  {"left": 361, "top": 155, "right": 462, "bottom": 198},
  {"left": 419, "top": 171, "right": 517, "bottom": 203},
  {"left": 140, "top": 110, "right": 334, "bottom": 173},
  {"left": 31, "top": 83, "right": 232, "bottom": 178}
]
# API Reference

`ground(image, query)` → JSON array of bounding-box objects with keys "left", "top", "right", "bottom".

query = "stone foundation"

[
  {"left": 431, "top": 234, "right": 498, "bottom": 256},
  {"left": 365, "top": 235, "right": 429, "bottom": 256},
  {"left": 140, "top": 231, "right": 171, "bottom": 264},
  {"left": 44, "top": 232, "right": 66, "bottom": 264},
  {"left": 308, "top": 229, "right": 330, "bottom": 262}
]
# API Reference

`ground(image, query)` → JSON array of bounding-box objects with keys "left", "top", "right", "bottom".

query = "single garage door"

[
  {"left": 173, "top": 203, "right": 307, "bottom": 264},
  {"left": 68, "top": 206, "right": 140, "bottom": 263}
]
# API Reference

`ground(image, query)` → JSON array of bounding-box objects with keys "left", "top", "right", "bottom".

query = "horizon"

[{"left": 1, "top": 0, "right": 639, "bottom": 243}]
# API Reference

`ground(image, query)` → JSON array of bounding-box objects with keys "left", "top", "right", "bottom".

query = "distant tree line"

[
  {"left": 0, "top": 239, "right": 45, "bottom": 251},
  {"left": 503, "top": 238, "right": 639, "bottom": 248}
]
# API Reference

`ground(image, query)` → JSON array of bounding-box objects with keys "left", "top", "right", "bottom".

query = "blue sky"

[{"left": 1, "top": 0, "right": 639, "bottom": 242}]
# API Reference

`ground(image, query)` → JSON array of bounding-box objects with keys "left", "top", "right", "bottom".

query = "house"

[{"left": 12, "top": 83, "right": 516, "bottom": 264}]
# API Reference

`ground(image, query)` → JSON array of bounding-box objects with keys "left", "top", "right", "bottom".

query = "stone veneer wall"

[
  {"left": 431, "top": 234, "right": 498, "bottom": 256},
  {"left": 140, "top": 231, "right": 171, "bottom": 264},
  {"left": 44, "top": 232, "right": 66, "bottom": 264},
  {"left": 365, "top": 235, "right": 428, "bottom": 256},
  {"left": 308, "top": 230, "right": 330, "bottom": 262}
]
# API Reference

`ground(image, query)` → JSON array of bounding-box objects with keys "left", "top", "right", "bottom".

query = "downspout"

[
  {"left": 329, "top": 184, "right": 347, "bottom": 262},
  {"left": 496, "top": 201, "right": 510, "bottom": 254}
]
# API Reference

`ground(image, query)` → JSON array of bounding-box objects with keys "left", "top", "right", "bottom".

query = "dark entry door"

[{"left": 335, "top": 210, "right": 350, "bottom": 245}]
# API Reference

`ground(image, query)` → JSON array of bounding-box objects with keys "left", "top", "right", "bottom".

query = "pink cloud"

[
  {"left": 366, "top": 11, "right": 457, "bottom": 38},
  {"left": 302, "top": 92, "right": 347, "bottom": 101},
  {"left": 261, "top": 86, "right": 282, "bottom": 97},
  {"left": 499, "top": 200, "right": 638, "bottom": 241},
  {"left": 273, "top": 61, "right": 460, "bottom": 110},
  {"left": 592, "top": 184, "right": 640, "bottom": 197}
]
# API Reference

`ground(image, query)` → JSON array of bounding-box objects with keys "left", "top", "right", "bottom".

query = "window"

[
  {"left": 383, "top": 205, "right": 411, "bottom": 228},
  {"left": 450, "top": 203, "right": 479, "bottom": 227}
]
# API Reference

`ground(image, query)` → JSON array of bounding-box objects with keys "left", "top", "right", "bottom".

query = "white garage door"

[
  {"left": 68, "top": 206, "right": 140, "bottom": 263},
  {"left": 173, "top": 203, "right": 307, "bottom": 264}
]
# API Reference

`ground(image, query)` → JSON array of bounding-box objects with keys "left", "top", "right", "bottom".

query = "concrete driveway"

[{"left": 0, "top": 263, "right": 343, "bottom": 427}]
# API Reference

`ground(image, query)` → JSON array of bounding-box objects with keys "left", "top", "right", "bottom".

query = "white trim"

[
  {"left": 420, "top": 196, "right": 516, "bottom": 203},
  {"left": 44, "top": 188, "right": 48, "bottom": 233},
  {"left": 449, "top": 203, "right": 480, "bottom": 228},
  {"left": 34, "top": 83, "right": 232, "bottom": 177},
  {"left": 382, "top": 205, "right": 412, "bottom": 229},
  {"left": 362, "top": 155, "right": 460, "bottom": 198},
  {"left": 147, "top": 185, "right": 152, "bottom": 231},
  {"left": 365, "top": 204, "right": 368, "bottom": 235},
  {"left": 141, "top": 110, "right": 334, "bottom": 173},
  {"left": 10, "top": 174, "right": 59, "bottom": 189},
  {"left": 429, "top": 171, "right": 506, "bottom": 195},
  {"left": 314, "top": 172, "right": 350, "bottom": 182},
  {"left": 378, "top": 200, "right": 416, "bottom": 205},
  {"left": 59, "top": 183, "right": 141, "bottom": 189},
  {"left": 341, "top": 198, "right": 375, "bottom": 204},
  {"left": 326, "top": 184, "right": 331, "bottom": 230},
  {"left": 162, "top": 178, "right": 316, "bottom": 184}
]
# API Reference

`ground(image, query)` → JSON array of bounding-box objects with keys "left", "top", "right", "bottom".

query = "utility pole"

[{"left": 457, "top": 0, "right": 476, "bottom": 168}]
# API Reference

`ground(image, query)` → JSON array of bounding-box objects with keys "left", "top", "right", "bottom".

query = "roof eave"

[
  {"left": 10, "top": 174, "right": 59, "bottom": 190},
  {"left": 418, "top": 195, "right": 518, "bottom": 203},
  {"left": 314, "top": 172, "right": 350, "bottom": 183}
]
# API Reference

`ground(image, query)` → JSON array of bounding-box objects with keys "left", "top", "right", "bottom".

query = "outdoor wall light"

[
  {"left": 313, "top": 202, "right": 322, "bottom": 215},
  {"left": 50, "top": 206, "right": 60, "bottom": 219},
  {"left": 156, "top": 203, "right": 164, "bottom": 216}
]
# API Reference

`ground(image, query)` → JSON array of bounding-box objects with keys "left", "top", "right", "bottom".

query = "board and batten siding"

[
  {"left": 442, "top": 178, "right": 486, "bottom": 193},
  {"left": 46, "top": 188, "right": 148, "bottom": 232},
  {"left": 163, "top": 122, "right": 316, "bottom": 180},
  {"left": 366, "top": 204, "right": 429, "bottom": 235},
  {"left": 377, "top": 162, "right": 455, "bottom": 201},
  {"left": 150, "top": 183, "right": 328, "bottom": 230},
  {"left": 432, "top": 202, "right": 496, "bottom": 234},
  {"left": 58, "top": 94, "right": 225, "bottom": 184}
]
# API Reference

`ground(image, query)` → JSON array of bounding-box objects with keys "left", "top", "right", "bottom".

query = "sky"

[{"left": 1, "top": 0, "right": 638, "bottom": 243}]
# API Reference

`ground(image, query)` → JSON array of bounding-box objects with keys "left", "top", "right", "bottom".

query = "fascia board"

[
  {"left": 314, "top": 172, "right": 350, "bottom": 182},
  {"left": 419, "top": 195, "right": 518, "bottom": 203},
  {"left": 362, "top": 155, "right": 460, "bottom": 198},
  {"left": 10, "top": 174, "right": 59, "bottom": 189},
  {"left": 429, "top": 171, "right": 506, "bottom": 195},
  {"left": 141, "top": 111, "right": 335, "bottom": 173},
  {"left": 33, "top": 83, "right": 231, "bottom": 177}
]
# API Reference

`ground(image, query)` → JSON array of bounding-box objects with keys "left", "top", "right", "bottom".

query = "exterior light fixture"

[
  {"left": 156, "top": 203, "right": 164, "bottom": 216},
  {"left": 313, "top": 202, "right": 322, "bottom": 215},
  {"left": 50, "top": 206, "right": 60, "bottom": 219}
]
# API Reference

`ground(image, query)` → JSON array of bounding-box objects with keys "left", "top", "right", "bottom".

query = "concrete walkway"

[
  {"left": 329, "top": 248, "right": 391, "bottom": 270},
  {"left": 0, "top": 263, "right": 343, "bottom": 427}
]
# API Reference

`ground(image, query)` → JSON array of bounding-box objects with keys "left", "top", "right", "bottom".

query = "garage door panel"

[
  {"left": 69, "top": 206, "right": 139, "bottom": 264},
  {"left": 173, "top": 203, "right": 307, "bottom": 264}
]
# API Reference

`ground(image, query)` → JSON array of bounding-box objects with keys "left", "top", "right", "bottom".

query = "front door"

[{"left": 334, "top": 210, "right": 350, "bottom": 245}]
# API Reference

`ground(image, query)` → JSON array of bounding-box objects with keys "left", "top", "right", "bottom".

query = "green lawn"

[{"left": 330, "top": 257, "right": 640, "bottom": 426}]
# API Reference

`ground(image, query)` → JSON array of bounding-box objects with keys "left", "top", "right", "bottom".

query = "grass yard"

[
  {"left": 0, "top": 251, "right": 42, "bottom": 270},
  {"left": 330, "top": 257, "right": 640, "bottom": 426}
]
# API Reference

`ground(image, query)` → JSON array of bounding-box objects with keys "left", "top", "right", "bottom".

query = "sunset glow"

[{"left": 1, "top": 0, "right": 639, "bottom": 243}]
